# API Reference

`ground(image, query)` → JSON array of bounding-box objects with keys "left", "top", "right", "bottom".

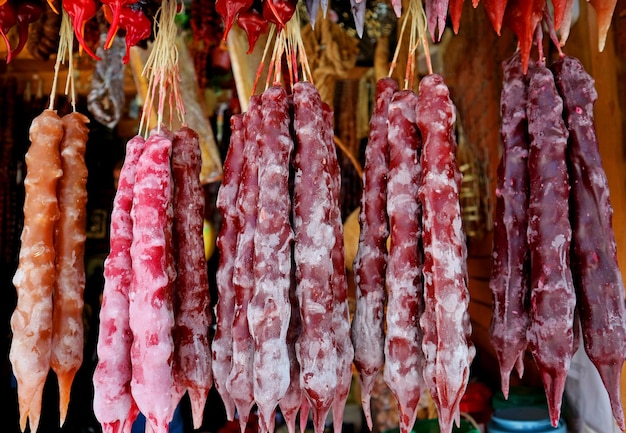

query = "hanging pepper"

[
  {"left": 12, "top": 2, "right": 44, "bottom": 61},
  {"left": 102, "top": 3, "right": 152, "bottom": 63},
  {"left": 46, "top": 0, "right": 59, "bottom": 14},
  {"left": 483, "top": 0, "right": 509, "bottom": 35},
  {"left": 262, "top": 0, "right": 297, "bottom": 31},
  {"left": 502, "top": 0, "right": 544, "bottom": 73},
  {"left": 216, "top": 0, "right": 254, "bottom": 41},
  {"left": 62, "top": 0, "right": 101, "bottom": 60},
  {"left": 236, "top": 9, "right": 268, "bottom": 53},
  {"left": 102, "top": 0, "right": 139, "bottom": 49},
  {"left": 448, "top": 0, "right": 465, "bottom": 34},
  {"left": 0, "top": 1, "right": 17, "bottom": 63}
]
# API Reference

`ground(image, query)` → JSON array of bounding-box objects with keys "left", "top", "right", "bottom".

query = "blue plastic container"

[{"left": 487, "top": 407, "right": 566, "bottom": 433}]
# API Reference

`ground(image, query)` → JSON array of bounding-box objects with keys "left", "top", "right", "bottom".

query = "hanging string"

[
  {"left": 388, "top": 0, "right": 431, "bottom": 87},
  {"left": 139, "top": 0, "right": 184, "bottom": 135},
  {"left": 252, "top": 24, "right": 277, "bottom": 96},
  {"left": 49, "top": 10, "right": 76, "bottom": 111}
]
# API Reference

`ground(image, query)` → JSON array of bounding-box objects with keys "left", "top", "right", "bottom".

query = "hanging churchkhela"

[
  {"left": 212, "top": 12, "right": 354, "bottom": 433},
  {"left": 94, "top": 2, "right": 212, "bottom": 433},
  {"left": 353, "top": 2, "right": 475, "bottom": 433},
  {"left": 552, "top": 55, "right": 626, "bottom": 431},
  {"left": 489, "top": 11, "right": 626, "bottom": 430},
  {"left": 9, "top": 12, "right": 89, "bottom": 433},
  {"left": 5, "top": 0, "right": 626, "bottom": 432}
]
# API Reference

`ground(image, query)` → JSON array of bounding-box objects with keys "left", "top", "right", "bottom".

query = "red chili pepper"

[
  {"left": 236, "top": 8, "right": 268, "bottom": 53},
  {"left": 0, "top": 1, "right": 17, "bottom": 63},
  {"left": 102, "top": 0, "right": 139, "bottom": 50},
  {"left": 483, "top": 0, "right": 509, "bottom": 35},
  {"left": 62, "top": 0, "right": 101, "bottom": 60},
  {"left": 13, "top": 2, "right": 43, "bottom": 60},
  {"left": 216, "top": 0, "right": 254, "bottom": 41},
  {"left": 502, "top": 0, "right": 544, "bottom": 73},
  {"left": 103, "top": 3, "right": 152, "bottom": 64},
  {"left": 262, "top": 0, "right": 297, "bottom": 30}
]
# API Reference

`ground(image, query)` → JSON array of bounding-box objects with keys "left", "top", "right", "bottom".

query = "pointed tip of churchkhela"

[
  {"left": 499, "top": 371, "right": 511, "bottom": 400},
  {"left": 514, "top": 351, "right": 525, "bottom": 380},
  {"left": 188, "top": 387, "right": 211, "bottom": 430},
  {"left": 540, "top": 369, "right": 567, "bottom": 428},
  {"left": 257, "top": 406, "right": 277, "bottom": 433},
  {"left": 58, "top": 372, "right": 76, "bottom": 427},
  {"left": 594, "top": 362, "right": 626, "bottom": 431},
  {"left": 435, "top": 404, "right": 457, "bottom": 433},
  {"left": 425, "top": 0, "right": 449, "bottom": 42},
  {"left": 19, "top": 390, "right": 44, "bottom": 433},
  {"left": 398, "top": 407, "right": 419, "bottom": 433},
  {"left": 360, "top": 384, "right": 375, "bottom": 431},
  {"left": 299, "top": 396, "right": 311, "bottom": 433},
  {"left": 18, "top": 412, "right": 29, "bottom": 433},
  {"left": 311, "top": 404, "right": 332, "bottom": 433},
  {"left": 236, "top": 408, "right": 252, "bottom": 433}
]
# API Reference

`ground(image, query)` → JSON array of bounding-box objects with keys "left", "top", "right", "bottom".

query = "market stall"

[{"left": 0, "top": 1, "right": 625, "bottom": 433}]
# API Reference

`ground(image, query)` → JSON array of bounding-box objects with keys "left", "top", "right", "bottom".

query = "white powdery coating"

[
  {"left": 293, "top": 82, "right": 338, "bottom": 431},
  {"left": 297, "top": 336, "right": 338, "bottom": 393},
  {"left": 417, "top": 74, "right": 474, "bottom": 433},
  {"left": 226, "top": 98, "right": 261, "bottom": 430},
  {"left": 252, "top": 331, "right": 291, "bottom": 410},
  {"left": 354, "top": 291, "right": 386, "bottom": 352},
  {"left": 384, "top": 89, "right": 424, "bottom": 433},
  {"left": 248, "top": 86, "right": 294, "bottom": 428},
  {"left": 129, "top": 135, "right": 175, "bottom": 433},
  {"left": 94, "top": 134, "right": 145, "bottom": 432},
  {"left": 387, "top": 191, "right": 419, "bottom": 219}
]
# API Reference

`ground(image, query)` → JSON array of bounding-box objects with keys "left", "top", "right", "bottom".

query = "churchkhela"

[
  {"left": 488, "top": 18, "right": 626, "bottom": 427},
  {"left": 6, "top": 1, "right": 626, "bottom": 433}
]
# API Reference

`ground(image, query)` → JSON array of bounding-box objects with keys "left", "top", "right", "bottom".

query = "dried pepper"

[
  {"left": 62, "top": 0, "right": 101, "bottom": 60},
  {"left": 102, "top": 0, "right": 139, "bottom": 48},
  {"left": 236, "top": 9, "right": 268, "bottom": 54},
  {"left": 103, "top": 3, "right": 152, "bottom": 63},
  {"left": 502, "top": 0, "right": 544, "bottom": 73},
  {"left": 0, "top": 1, "right": 17, "bottom": 62},
  {"left": 216, "top": 0, "right": 253, "bottom": 40},
  {"left": 262, "top": 0, "right": 297, "bottom": 30},
  {"left": 483, "top": 0, "right": 508, "bottom": 35},
  {"left": 13, "top": 2, "right": 44, "bottom": 61}
]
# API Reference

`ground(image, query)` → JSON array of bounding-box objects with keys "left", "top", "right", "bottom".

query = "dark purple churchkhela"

[
  {"left": 525, "top": 61, "right": 576, "bottom": 428},
  {"left": 552, "top": 55, "right": 626, "bottom": 431},
  {"left": 489, "top": 51, "right": 532, "bottom": 399}
]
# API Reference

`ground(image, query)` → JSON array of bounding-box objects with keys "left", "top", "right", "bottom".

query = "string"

[
  {"left": 49, "top": 10, "right": 74, "bottom": 111},
  {"left": 140, "top": 0, "right": 184, "bottom": 135}
]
